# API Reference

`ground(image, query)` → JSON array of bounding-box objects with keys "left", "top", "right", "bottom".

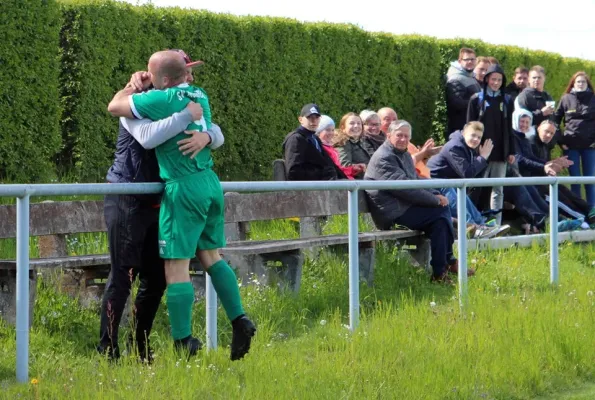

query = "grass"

[{"left": 1, "top": 220, "right": 595, "bottom": 399}]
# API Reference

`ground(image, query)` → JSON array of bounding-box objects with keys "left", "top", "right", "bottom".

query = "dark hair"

[
  {"left": 563, "top": 71, "right": 594, "bottom": 94},
  {"left": 514, "top": 66, "right": 529, "bottom": 76}
]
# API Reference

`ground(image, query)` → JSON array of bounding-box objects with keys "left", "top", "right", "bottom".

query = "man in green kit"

[{"left": 107, "top": 50, "right": 255, "bottom": 360}]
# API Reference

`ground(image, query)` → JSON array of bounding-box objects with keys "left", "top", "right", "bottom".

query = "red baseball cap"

[{"left": 171, "top": 49, "right": 204, "bottom": 68}]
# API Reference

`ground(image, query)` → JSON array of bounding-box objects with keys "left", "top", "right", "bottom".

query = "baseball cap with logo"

[
  {"left": 171, "top": 49, "right": 204, "bottom": 68},
  {"left": 300, "top": 103, "right": 321, "bottom": 118}
]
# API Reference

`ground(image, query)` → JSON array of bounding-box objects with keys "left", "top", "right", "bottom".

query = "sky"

[{"left": 120, "top": 0, "right": 595, "bottom": 61}]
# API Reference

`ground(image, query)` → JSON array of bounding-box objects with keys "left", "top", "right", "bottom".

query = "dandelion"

[
  {"left": 31, "top": 378, "right": 39, "bottom": 385},
  {"left": 430, "top": 302, "right": 436, "bottom": 307},
  {"left": 319, "top": 319, "right": 327, "bottom": 326}
]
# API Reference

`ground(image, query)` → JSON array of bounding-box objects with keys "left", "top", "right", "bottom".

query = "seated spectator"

[
  {"left": 427, "top": 121, "right": 510, "bottom": 237},
  {"left": 364, "top": 120, "right": 475, "bottom": 282},
  {"left": 505, "top": 66, "right": 529, "bottom": 104},
  {"left": 554, "top": 71, "right": 595, "bottom": 207},
  {"left": 445, "top": 47, "right": 482, "bottom": 137},
  {"left": 513, "top": 115, "right": 594, "bottom": 226},
  {"left": 315, "top": 115, "right": 362, "bottom": 180},
  {"left": 359, "top": 110, "right": 385, "bottom": 156},
  {"left": 333, "top": 113, "right": 370, "bottom": 179},
  {"left": 283, "top": 103, "right": 347, "bottom": 181}
]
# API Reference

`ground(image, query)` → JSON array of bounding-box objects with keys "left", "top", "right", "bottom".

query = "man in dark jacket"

[
  {"left": 283, "top": 103, "right": 347, "bottom": 180},
  {"left": 505, "top": 66, "right": 529, "bottom": 104},
  {"left": 467, "top": 64, "right": 515, "bottom": 225},
  {"left": 364, "top": 120, "right": 474, "bottom": 283},
  {"left": 515, "top": 66, "right": 555, "bottom": 128},
  {"left": 445, "top": 48, "right": 482, "bottom": 138}
]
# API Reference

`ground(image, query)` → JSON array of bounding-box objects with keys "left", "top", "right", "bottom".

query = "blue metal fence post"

[
  {"left": 348, "top": 189, "right": 359, "bottom": 331},
  {"left": 549, "top": 183, "right": 559, "bottom": 284},
  {"left": 456, "top": 186, "right": 468, "bottom": 308},
  {"left": 16, "top": 195, "right": 30, "bottom": 383},
  {"left": 205, "top": 275, "right": 217, "bottom": 350}
]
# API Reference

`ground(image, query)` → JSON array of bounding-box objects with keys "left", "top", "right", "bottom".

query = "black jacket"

[
  {"left": 427, "top": 131, "right": 487, "bottom": 179},
  {"left": 512, "top": 130, "right": 546, "bottom": 177},
  {"left": 554, "top": 89, "right": 595, "bottom": 150},
  {"left": 467, "top": 64, "right": 515, "bottom": 161},
  {"left": 445, "top": 61, "right": 482, "bottom": 136},
  {"left": 505, "top": 82, "right": 523, "bottom": 104},
  {"left": 515, "top": 87, "right": 554, "bottom": 128},
  {"left": 106, "top": 120, "right": 162, "bottom": 205},
  {"left": 282, "top": 126, "right": 347, "bottom": 181}
]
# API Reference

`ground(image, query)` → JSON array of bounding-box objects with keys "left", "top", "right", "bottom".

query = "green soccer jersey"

[{"left": 130, "top": 83, "right": 213, "bottom": 181}]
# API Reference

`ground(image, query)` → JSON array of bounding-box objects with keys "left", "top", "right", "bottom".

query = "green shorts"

[{"left": 158, "top": 169, "right": 226, "bottom": 259}]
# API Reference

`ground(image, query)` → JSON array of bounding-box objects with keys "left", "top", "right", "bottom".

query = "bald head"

[
  {"left": 377, "top": 107, "right": 398, "bottom": 134},
  {"left": 148, "top": 50, "right": 187, "bottom": 89}
]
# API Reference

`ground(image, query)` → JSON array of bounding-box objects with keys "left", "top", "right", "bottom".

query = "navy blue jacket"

[
  {"left": 427, "top": 131, "right": 487, "bottom": 179},
  {"left": 106, "top": 121, "right": 162, "bottom": 205},
  {"left": 512, "top": 130, "right": 546, "bottom": 177}
]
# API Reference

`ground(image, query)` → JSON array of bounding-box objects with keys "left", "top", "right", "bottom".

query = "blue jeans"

[
  {"left": 439, "top": 187, "right": 486, "bottom": 225},
  {"left": 565, "top": 148, "right": 595, "bottom": 207}
]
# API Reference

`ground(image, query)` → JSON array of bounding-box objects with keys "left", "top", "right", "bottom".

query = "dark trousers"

[
  {"left": 536, "top": 184, "right": 593, "bottom": 222},
  {"left": 394, "top": 205, "right": 455, "bottom": 278},
  {"left": 98, "top": 195, "right": 166, "bottom": 357},
  {"left": 504, "top": 185, "right": 549, "bottom": 227}
]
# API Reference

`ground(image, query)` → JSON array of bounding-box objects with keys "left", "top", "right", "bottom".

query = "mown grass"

[{"left": 0, "top": 220, "right": 595, "bottom": 399}]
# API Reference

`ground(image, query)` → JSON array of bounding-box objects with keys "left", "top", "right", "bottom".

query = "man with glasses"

[{"left": 445, "top": 48, "right": 482, "bottom": 139}]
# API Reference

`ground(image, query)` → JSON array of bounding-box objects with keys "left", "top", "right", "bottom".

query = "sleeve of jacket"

[
  {"left": 553, "top": 95, "right": 566, "bottom": 127},
  {"left": 378, "top": 160, "right": 440, "bottom": 207},
  {"left": 517, "top": 91, "right": 546, "bottom": 126},
  {"left": 445, "top": 146, "right": 487, "bottom": 178},
  {"left": 507, "top": 98, "right": 516, "bottom": 155},
  {"left": 514, "top": 137, "right": 546, "bottom": 175},
  {"left": 467, "top": 94, "right": 480, "bottom": 122},
  {"left": 284, "top": 135, "right": 318, "bottom": 181},
  {"left": 336, "top": 143, "right": 354, "bottom": 167},
  {"left": 446, "top": 80, "right": 470, "bottom": 111}
]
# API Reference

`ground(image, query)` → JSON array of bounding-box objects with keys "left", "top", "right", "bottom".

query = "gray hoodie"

[{"left": 364, "top": 141, "right": 440, "bottom": 229}]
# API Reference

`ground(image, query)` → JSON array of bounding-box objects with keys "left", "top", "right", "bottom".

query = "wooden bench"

[{"left": 0, "top": 191, "right": 428, "bottom": 325}]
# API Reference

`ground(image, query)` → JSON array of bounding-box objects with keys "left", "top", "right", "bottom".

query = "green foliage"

[
  {"left": 0, "top": 0, "right": 62, "bottom": 182},
  {"left": 2, "top": 1, "right": 595, "bottom": 181}
]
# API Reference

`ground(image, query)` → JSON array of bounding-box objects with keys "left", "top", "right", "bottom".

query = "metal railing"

[{"left": 3, "top": 176, "right": 595, "bottom": 382}]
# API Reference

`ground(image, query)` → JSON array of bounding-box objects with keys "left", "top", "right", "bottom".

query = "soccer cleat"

[
  {"left": 230, "top": 315, "right": 256, "bottom": 361},
  {"left": 475, "top": 224, "right": 510, "bottom": 239},
  {"left": 557, "top": 219, "right": 583, "bottom": 232},
  {"left": 174, "top": 335, "right": 203, "bottom": 358}
]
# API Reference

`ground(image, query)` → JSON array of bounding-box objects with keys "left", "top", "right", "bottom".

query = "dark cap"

[
  {"left": 300, "top": 103, "right": 321, "bottom": 117},
  {"left": 171, "top": 49, "right": 204, "bottom": 68}
]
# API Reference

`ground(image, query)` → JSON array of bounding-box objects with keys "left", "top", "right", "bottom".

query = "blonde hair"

[
  {"left": 463, "top": 121, "right": 484, "bottom": 134},
  {"left": 333, "top": 112, "right": 362, "bottom": 147}
]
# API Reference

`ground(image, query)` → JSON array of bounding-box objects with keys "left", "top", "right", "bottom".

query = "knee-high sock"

[
  {"left": 207, "top": 260, "right": 245, "bottom": 321},
  {"left": 166, "top": 282, "right": 194, "bottom": 340}
]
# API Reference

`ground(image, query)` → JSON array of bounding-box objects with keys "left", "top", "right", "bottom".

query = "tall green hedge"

[
  {"left": 2, "top": 0, "right": 595, "bottom": 182},
  {"left": 0, "top": 0, "right": 62, "bottom": 182}
]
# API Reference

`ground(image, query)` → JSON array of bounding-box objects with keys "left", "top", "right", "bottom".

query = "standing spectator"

[
  {"left": 505, "top": 66, "right": 529, "bottom": 104},
  {"left": 554, "top": 71, "right": 595, "bottom": 206},
  {"left": 364, "top": 120, "right": 474, "bottom": 282},
  {"left": 315, "top": 115, "right": 362, "bottom": 180},
  {"left": 360, "top": 109, "right": 385, "bottom": 156},
  {"left": 333, "top": 113, "right": 370, "bottom": 179},
  {"left": 445, "top": 48, "right": 482, "bottom": 137},
  {"left": 486, "top": 56, "right": 500, "bottom": 65},
  {"left": 467, "top": 64, "right": 515, "bottom": 225},
  {"left": 474, "top": 56, "right": 490, "bottom": 86},
  {"left": 515, "top": 65, "right": 555, "bottom": 129},
  {"left": 283, "top": 104, "right": 347, "bottom": 181}
]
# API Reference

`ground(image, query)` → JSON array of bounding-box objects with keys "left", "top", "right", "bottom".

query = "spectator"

[
  {"left": 364, "top": 120, "right": 475, "bottom": 283},
  {"left": 445, "top": 47, "right": 482, "bottom": 137},
  {"left": 467, "top": 64, "right": 515, "bottom": 225},
  {"left": 474, "top": 56, "right": 490, "bottom": 86},
  {"left": 283, "top": 104, "right": 347, "bottom": 181},
  {"left": 486, "top": 56, "right": 500, "bottom": 65},
  {"left": 360, "top": 109, "right": 385, "bottom": 156},
  {"left": 333, "top": 112, "right": 370, "bottom": 179},
  {"left": 315, "top": 115, "right": 361, "bottom": 180},
  {"left": 378, "top": 107, "right": 398, "bottom": 135},
  {"left": 505, "top": 66, "right": 529, "bottom": 104},
  {"left": 515, "top": 65, "right": 555, "bottom": 129},
  {"left": 513, "top": 111, "right": 595, "bottom": 225},
  {"left": 554, "top": 71, "right": 595, "bottom": 206},
  {"left": 427, "top": 121, "right": 511, "bottom": 237}
]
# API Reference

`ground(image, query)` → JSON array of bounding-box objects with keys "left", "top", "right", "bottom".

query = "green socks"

[
  {"left": 207, "top": 260, "right": 245, "bottom": 321},
  {"left": 166, "top": 282, "right": 195, "bottom": 340}
]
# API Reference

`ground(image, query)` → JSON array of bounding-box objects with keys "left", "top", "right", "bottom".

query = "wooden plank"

[{"left": 0, "top": 201, "right": 105, "bottom": 239}]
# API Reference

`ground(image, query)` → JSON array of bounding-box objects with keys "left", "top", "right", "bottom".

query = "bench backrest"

[{"left": 0, "top": 191, "right": 372, "bottom": 239}]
